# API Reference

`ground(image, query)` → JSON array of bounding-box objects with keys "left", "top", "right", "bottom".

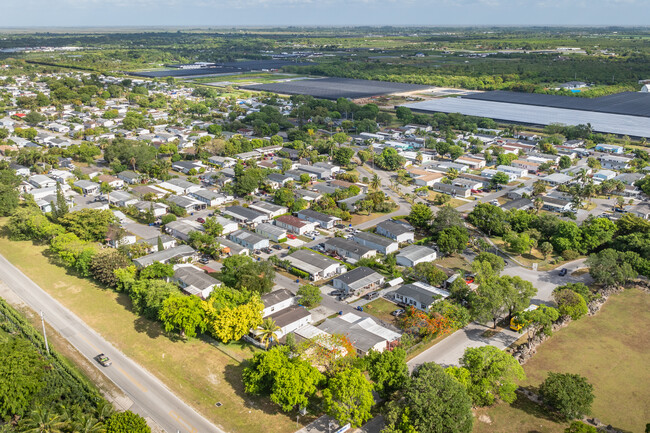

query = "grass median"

[{"left": 0, "top": 222, "right": 310, "bottom": 433}]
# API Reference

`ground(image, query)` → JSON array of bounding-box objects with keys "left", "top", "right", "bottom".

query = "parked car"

[
  {"left": 356, "top": 306, "right": 364, "bottom": 312},
  {"left": 95, "top": 353, "right": 112, "bottom": 367},
  {"left": 364, "top": 292, "right": 379, "bottom": 300},
  {"left": 262, "top": 247, "right": 272, "bottom": 254},
  {"left": 198, "top": 257, "right": 209, "bottom": 265},
  {"left": 272, "top": 244, "right": 282, "bottom": 250},
  {"left": 287, "top": 234, "right": 297, "bottom": 239},
  {"left": 559, "top": 268, "right": 568, "bottom": 276},
  {"left": 391, "top": 309, "right": 405, "bottom": 317},
  {"left": 196, "top": 217, "right": 205, "bottom": 223}
]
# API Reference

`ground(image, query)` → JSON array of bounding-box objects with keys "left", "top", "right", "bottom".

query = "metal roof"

[
  {"left": 134, "top": 245, "right": 195, "bottom": 268},
  {"left": 464, "top": 90, "right": 650, "bottom": 118},
  {"left": 353, "top": 231, "right": 396, "bottom": 248},
  {"left": 377, "top": 220, "right": 414, "bottom": 236},
  {"left": 396, "top": 245, "right": 436, "bottom": 262},
  {"left": 173, "top": 265, "right": 220, "bottom": 291},
  {"left": 402, "top": 98, "right": 650, "bottom": 138},
  {"left": 286, "top": 249, "right": 338, "bottom": 274},
  {"left": 333, "top": 266, "right": 384, "bottom": 290}
]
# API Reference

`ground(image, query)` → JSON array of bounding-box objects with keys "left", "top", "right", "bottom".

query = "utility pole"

[{"left": 40, "top": 311, "right": 50, "bottom": 355}]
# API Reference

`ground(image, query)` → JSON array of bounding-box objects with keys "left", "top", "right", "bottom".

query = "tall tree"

[
  {"left": 501, "top": 276, "right": 537, "bottom": 320},
  {"left": 407, "top": 203, "right": 433, "bottom": 229},
  {"left": 364, "top": 348, "right": 409, "bottom": 399},
  {"left": 159, "top": 294, "right": 205, "bottom": 339},
  {"left": 384, "top": 363, "right": 473, "bottom": 433},
  {"left": 322, "top": 368, "right": 374, "bottom": 428},
  {"left": 448, "top": 345, "right": 525, "bottom": 406},
  {"left": 257, "top": 318, "right": 280, "bottom": 349}
]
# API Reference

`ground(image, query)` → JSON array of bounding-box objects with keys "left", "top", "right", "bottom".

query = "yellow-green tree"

[{"left": 202, "top": 294, "right": 264, "bottom": 343}]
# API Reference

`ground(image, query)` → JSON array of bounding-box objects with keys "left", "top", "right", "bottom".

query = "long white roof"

[{"left": 401, "top": 98, "right": 650, "bottom": 138}]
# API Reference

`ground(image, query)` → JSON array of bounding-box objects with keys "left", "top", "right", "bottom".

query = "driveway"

[
  {"left": 502, "top": 258, "right": 593, "bottom": 304},
  {"left": 124, "top": 221, "right": 162, "bottom": 239}
]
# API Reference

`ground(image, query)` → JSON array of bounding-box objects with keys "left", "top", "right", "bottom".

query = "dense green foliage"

[
  {"left": 539, "top": 372, "right": 595, "bottom": 420},
  {"left": 383, "top": 362, "right": 473, "bottom": 433}
]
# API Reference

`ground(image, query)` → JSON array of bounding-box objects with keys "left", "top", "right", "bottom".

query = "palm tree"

[
  {"left": 258, "top": 318, "right": 280, "bottom": 349},
  {"left": 370, "top": 174, "right": 381, "bottom": 191},
  {"left": 73, "top": 415, "right": 104, "bottom": 433},
  {"left": 534, "top": 197, "right": 543, "bottom": 214},
  {"left": 99, "top": 182, "right": 113, "bottom": 205},
  {"left": 129, "top": 156, "right": 137, "bottom": 172},
  {"left": 20, "top": 406, "right": 66, "bottom": 433},
  {"left": 94, "top": 400, "right": 114, "bottom": 423}
]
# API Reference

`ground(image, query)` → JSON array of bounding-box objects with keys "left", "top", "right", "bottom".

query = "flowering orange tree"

[{"left": 400, "top": 306, "right": 452, "bottom": 338}]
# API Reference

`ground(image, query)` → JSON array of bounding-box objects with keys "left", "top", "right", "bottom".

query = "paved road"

[
  {"left": 407, "top": 258, "right": 592, "bottom": 369},
  {"left": 355, "top": 165, "right": 414, "bottom": 230},
  {"left": 0, "top": 254, "right": 223, "bottom": 433}
]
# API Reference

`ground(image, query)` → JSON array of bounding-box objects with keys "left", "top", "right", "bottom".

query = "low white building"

[
  {"left": 396, "top": 245, "right": 437, "bottom": 267},
  {"left": 255, "top": 223, "right": 287, "bottom": 242}
]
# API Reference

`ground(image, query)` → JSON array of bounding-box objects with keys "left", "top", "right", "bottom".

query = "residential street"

[{"left": 0, "top": 253, "right": 223, "bottom": 433}]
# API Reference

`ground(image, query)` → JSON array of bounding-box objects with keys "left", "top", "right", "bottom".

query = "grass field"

[
  {"left": 473, "top": 395, "right": 568, "bottom": 433},
  {"left": 0, "top": 223, "right": 311, "bottom": 433},
  {"left": 522, "top": 288, "right": 649, "bottom": 433},
  {"left": 474, "top": 288, "right": 649, "bottom": 433}
]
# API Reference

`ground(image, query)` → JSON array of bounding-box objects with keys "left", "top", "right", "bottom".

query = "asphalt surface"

[{"left": 0, "top": 253, "right": 224, "bottom": 433}]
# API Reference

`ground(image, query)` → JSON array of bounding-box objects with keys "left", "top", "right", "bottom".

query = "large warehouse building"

[{"left": 400, "top": 90, "right": 650, "bottom": 138}]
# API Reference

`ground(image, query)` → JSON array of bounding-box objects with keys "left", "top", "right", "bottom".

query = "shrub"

[{"left": 539, "top": 372, "right": 594, "bottom": 420}]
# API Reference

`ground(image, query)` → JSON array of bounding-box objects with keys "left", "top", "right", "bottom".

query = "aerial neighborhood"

[{"left": 0, "top": 27, "right": 648, "bottom": 433}]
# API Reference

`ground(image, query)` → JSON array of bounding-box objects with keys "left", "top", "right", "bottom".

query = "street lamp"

[{"left": 40, "top": 311, "right": 50, "bottom": 355}]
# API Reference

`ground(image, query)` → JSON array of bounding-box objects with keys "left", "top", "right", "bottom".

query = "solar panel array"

[
  {"left": 241, "top": 77, "right": 432, "bottom": 100},
  {"left": 465, "top": 90, "right": 650, "bottom": 118},
  {"left": 131, "top": 67, "right": 243, "bottom": 78},
  {"left": 131, "top": 60, "right": 312, "bottom": 78}
]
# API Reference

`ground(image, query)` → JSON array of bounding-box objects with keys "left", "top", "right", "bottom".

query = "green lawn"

[
  {"left": 436, "top": 255, "right": 472, "bottom": 273},
  {"left": 0, "top": 222, "right": 312, "bottom": 433},
  {"left": 522, "top": 288, "right": 649, "bottom": 433},
  {"left": 363, "top": 297, "right": 400, "bottom": 326},
  {"left": 474, "top": 288, "right": 650, "bottom": 433},
  {"left": 473, "top": 395, "right": 567, "bottom": 433}
]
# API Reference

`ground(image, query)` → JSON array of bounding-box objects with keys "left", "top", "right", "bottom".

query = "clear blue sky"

[{"left": 0, "top": 0, "right": 645, "bottom": 27}]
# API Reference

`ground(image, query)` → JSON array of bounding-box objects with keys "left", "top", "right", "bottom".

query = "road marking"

[
  {"left": 78, "top": 334, "right": 100, "bottom": 352},
  {"left": 115, "top": 366, "right": 148, "bottom": 393},
  {"left": 169, "top": 410, "right": 198, "bottom": 433}
]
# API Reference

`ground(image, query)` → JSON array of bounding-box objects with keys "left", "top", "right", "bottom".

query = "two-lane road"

[{"left": 0, "top": 254, "right": 223, "bottom": 433}]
